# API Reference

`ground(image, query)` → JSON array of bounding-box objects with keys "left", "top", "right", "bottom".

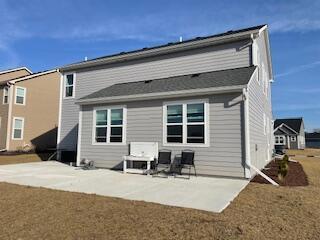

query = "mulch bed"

[{"left": 251, "top": 159, "right": 308, "bottom": 186}]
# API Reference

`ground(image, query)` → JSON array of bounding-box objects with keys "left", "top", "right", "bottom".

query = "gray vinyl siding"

[
  {"left": 79, "top": 93, "right": 246, "bottom": 178},
  {"left": 59, "top": 39, "right": 251, "bottom": 151},
  {"left": 59, "top": 99, "right": 79, "bottom": 150},
  {"left": 248, "top": 31, "right": 273, "bottom": 174},
  {"left": 289, "top": 135, "right": 298, "bottom": 149}
]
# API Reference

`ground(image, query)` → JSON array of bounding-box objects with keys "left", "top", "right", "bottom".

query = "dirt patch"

[
  {"left": 251, "top": 159, "right": 308, "bottom": 186},
  {"left": 0, "top": 156, "right": 319, "bottom": 239}
]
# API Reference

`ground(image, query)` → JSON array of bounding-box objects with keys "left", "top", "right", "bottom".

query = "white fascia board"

[
  {"left": 260, "top": 27, "right": 273, "bottom": 81},
  {"left": 0, "top": 67, "right": 32, "bottom": 75},
  {"left": 76, "top": 85, "right": 246, "bottom": 106},
  {"left": 274, "top": 123, "right": 298, "bottom": 135},
  {"left": 9, "top": 69, "right": 57, "bottom": 84}
]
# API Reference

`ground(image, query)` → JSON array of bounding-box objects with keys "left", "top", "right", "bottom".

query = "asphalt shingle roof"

[
  {"left": 274, "top": 118, "right": 303, "bottom": 133},
  {"left": 80, "top": 66, "right": 256, "bottom": 101},
  {"left": 61, "top": 25, "right": 266, "bottom": 70}
]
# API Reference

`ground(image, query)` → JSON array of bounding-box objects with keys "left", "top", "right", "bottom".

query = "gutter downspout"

[{"left": 243, "top": 87, "right": 279, "bottom": 186}]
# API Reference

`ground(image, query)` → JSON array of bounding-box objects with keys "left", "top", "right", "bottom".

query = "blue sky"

[{"left": 1, "top": 0, "right": 319, "bottom": 131}]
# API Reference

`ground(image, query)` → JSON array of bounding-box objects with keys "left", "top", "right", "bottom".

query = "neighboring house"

[
  {"left": 305, "top": 132, "right": 320, "bottom": 148},
  {"left": 274, "top": 118, "right": 305, "bottom": 150},
  {"left": 0, "top": 68, "right": 61, "bottom": 151},
  {"left": 58, "top": 24, "right": 274, "bottom": 179}
]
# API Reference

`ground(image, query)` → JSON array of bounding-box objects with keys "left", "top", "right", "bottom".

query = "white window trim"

[
  {"left": 92, "top": 105, "right": 127, "bottom": 146},
  {"left": 3, "top": 87, "right": 9, "bottom": 104},
  {"left": 14, "top": 86, "right": 26, "bottom": 105},
  {"left": 63, "top": 73, "right": 76, "bottom": 99},
  {"left": 275, "top": 135, "right": 286, "bottom": 145},
  {"left": 12, "top": 117, "right": 24, "bottom": 140},
  {"left": 163, "top": 99, "right": 210, "bottom": 148},
  {"left": 290, "top": 136, "right": 296, "bottom": 142}
]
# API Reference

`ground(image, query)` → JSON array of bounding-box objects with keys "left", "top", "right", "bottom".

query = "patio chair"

[
  {"left": 176, "top": 150, "right": 196, "bottom": 179},
  {"left": 153, "top": 149, "right": 172, "bottom": 177}
]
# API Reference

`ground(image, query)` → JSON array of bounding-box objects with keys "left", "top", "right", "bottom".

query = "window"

[
  {"left": 164, "top": 100, "right": 209, "bottom": 146},
  {"left": 15, "top": 87, "right": 26, "bottom": 105},
  {"left": 275, "top": 136, "right": 285, "bottom": 145},
  {"left": 290, "top": 136, "right": 296, "bottom": 142},
  {"left": 3, "top": 87, "right": 9, "bottom": 104},
  {"left": 12, "top": 117, "right": 24, "bottom": 140},
  {"left": 93, "top": 107, "right": 126, "bottom": 144},
  {"left": 64, "top": 74, "right": 75, "bottom": 98}
]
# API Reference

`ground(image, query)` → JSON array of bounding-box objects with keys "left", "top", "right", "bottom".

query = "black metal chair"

[
  {"left": 177, "top": 150, "right": 196, "bottom": 179},
  {"left": 153, "top": 149, "right": 172, "bottom": 177}
]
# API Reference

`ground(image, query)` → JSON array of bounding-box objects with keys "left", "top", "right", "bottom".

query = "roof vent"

[
  {"left": 144, "top": 80, "right": 152, "bottom": 83},
  {"left": 191, "top": 73, "right": 200, "bottom": 78}
]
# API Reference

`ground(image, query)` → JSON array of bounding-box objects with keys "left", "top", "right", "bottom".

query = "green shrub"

[{"left": 278, "top": 155, "right": 289, "bottom": 181}]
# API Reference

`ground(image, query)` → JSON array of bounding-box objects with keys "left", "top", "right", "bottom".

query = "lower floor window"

[
  {"left": 290, "top": 136, "right": 296, "bottom": 142},
  {"left": 275, "top": 135, "right": 285, "bottom": 145},
  {"left": 93, "top": 107, "right": 126, "bottom": 144},
  {"left": 12, "top": 117, "right": 24, "bottom": 140},
  {"left": 164, "top": 100, "right": 208, "bottom": 145}
]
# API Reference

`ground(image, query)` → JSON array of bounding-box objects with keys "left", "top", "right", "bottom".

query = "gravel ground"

[{"left": 0, "top": 154, "right": 319, "bottom": 239}]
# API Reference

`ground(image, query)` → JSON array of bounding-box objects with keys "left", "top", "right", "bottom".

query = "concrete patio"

[{"left": 0, "top": 161, "right": 248, "bottom": 212}]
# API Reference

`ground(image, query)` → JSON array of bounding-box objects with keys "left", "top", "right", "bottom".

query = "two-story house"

[
  {"left": 58, "top": 24, "right": 274, "bottom": 179},
  {"left": 0, "top": 68, "right": 60, "bottom": 151}
]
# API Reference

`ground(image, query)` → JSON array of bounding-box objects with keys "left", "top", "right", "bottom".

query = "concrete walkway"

[{"left": 0, "top": 161, "right": 248, "bottom": 212}]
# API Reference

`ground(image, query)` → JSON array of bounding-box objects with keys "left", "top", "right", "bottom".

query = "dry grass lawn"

[
  {"left": 287, "top": 148, "right": 320, "bottom": 156},
  {"left": 0, "top": 155, "right": 319, "bottom": 239},
  {"left": 0, "top": 153, "right": 49, "bottom": 165}
]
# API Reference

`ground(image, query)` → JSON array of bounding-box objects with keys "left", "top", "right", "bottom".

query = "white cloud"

[
  {"left": 275, "top": 61, "right": 320, "bottom": 78},
  {"left": 270, "top": 19, "right": 320, "bottom": 33},
  {"left": 287, "top": 87, "right": 320, "bottom": 94}
]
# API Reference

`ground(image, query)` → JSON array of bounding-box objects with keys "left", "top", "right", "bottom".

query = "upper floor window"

[
  {"left": 15, "top": 87, "right": 26, "bottom": 105},
  {"left": 64, "top": 73, "right": 75, "bottom": 98},
  {"left": 163, "top": 100, "right": 209, "bottom": 146},
  {"left": 93, "top": 106, "right": 126, "bottom": 144},
  {"left": 3, "top": 87, "right": 9, "bottom": 104}
]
